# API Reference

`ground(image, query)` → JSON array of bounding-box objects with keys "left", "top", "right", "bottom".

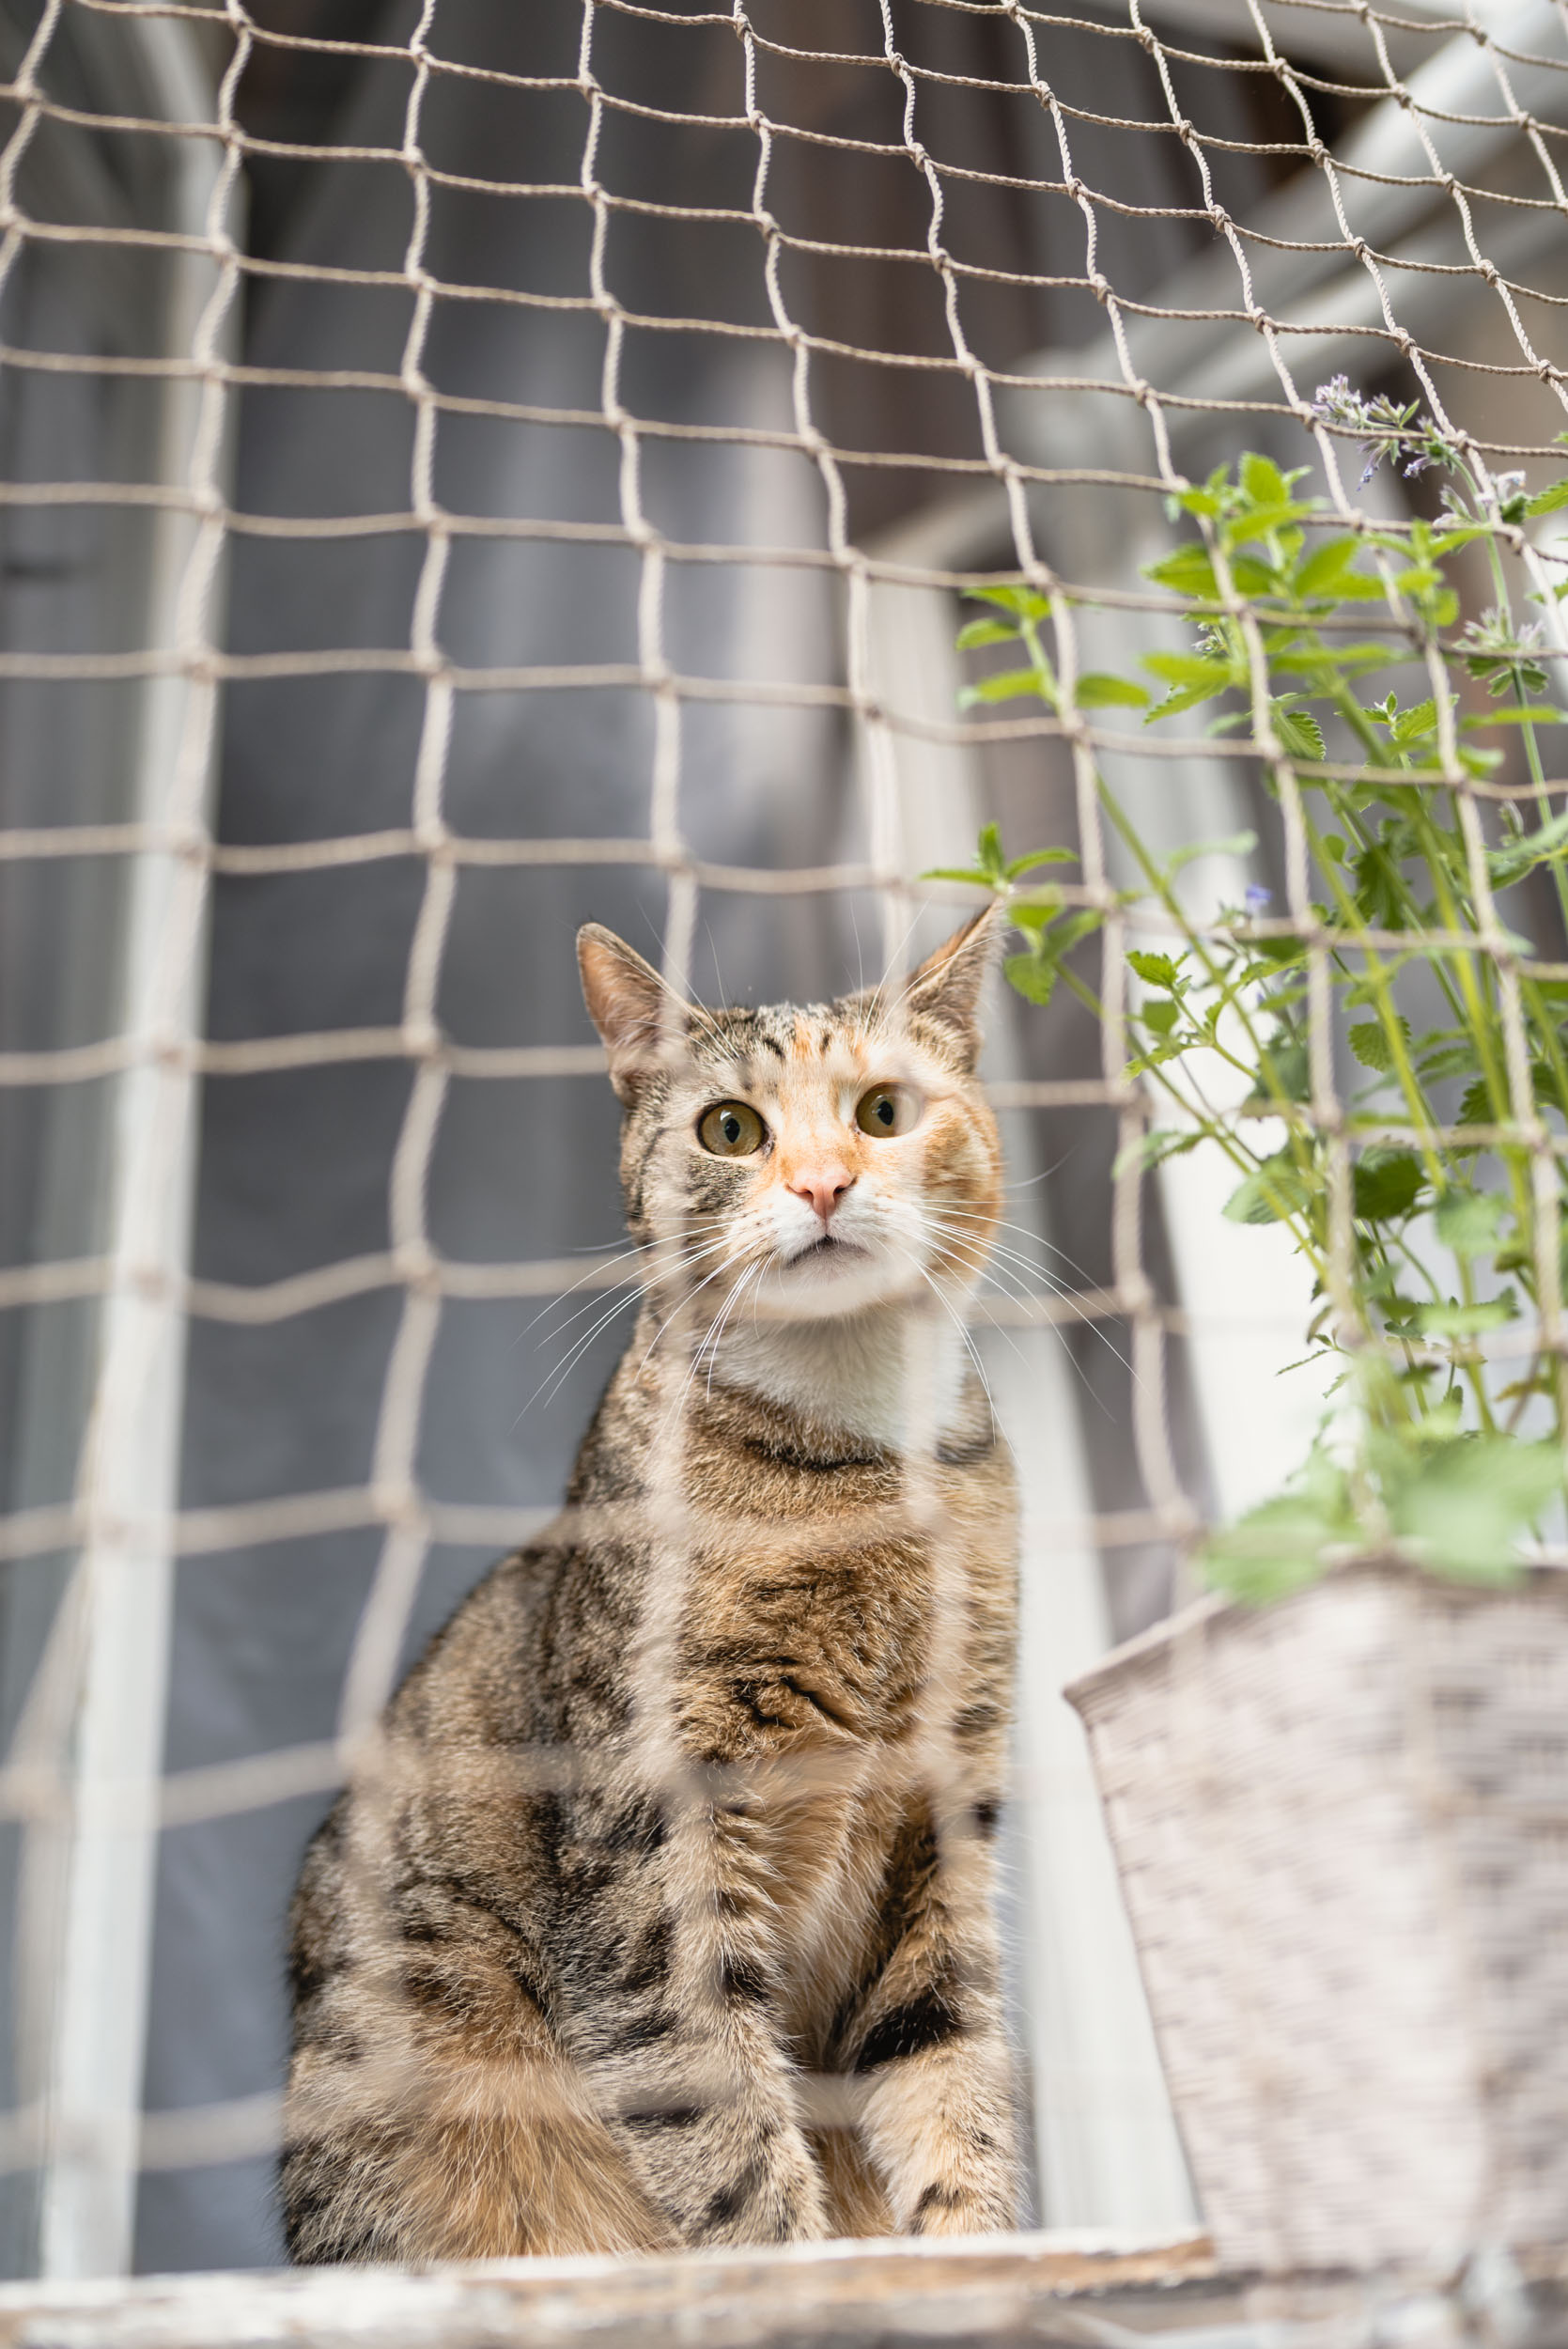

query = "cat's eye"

[
  {"left": 697, "top": 1099, "right": 767, "bottom": 1157},
  {"left": 855, "top": 1083, "right": 921, "bottom": 1139}
]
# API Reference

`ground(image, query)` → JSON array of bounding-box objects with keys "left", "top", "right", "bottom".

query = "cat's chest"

[
  {"left": 691, "top": 1534, "right": 930, "bottom": 1747},
  {"left": 638, "top": 1391, "right": 1018, "bottom": 1766},
  {"left": 671, "top": 1435, "right": 1012, "bottom": 1760}
]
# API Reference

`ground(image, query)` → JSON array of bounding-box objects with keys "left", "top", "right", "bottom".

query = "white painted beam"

[
  {"left": 1007, "top": 0, "right": 1568, "bottom": 469},
  {"left": 39, "top": 20, "right": 231, "bottom": 2281},
  {"left": 857, "top": 554, "right": 1196, "bottom": 2232},
  {"left": 1125, "top": 0, "right": 1475, "bottom": 74}
]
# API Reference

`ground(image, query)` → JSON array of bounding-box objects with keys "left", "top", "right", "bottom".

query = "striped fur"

[{"left": 282, "top": 913, "right": 1022, "bottom": 2261}]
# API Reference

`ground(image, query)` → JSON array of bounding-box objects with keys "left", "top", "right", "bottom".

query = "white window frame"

[{"left": 23, "top": 12, "right": 231, "bottom": 2281}]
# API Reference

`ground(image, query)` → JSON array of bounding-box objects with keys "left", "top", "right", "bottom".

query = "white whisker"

[
  {"left": 520, "top": 1237, "right": 739, "bottom": 1423},
  {"left": 882, "top": 1241, "right": 999, "bottom": 1445},
  {"left": 531, "top": 1231, "right": 731, "bottom": 1348},
  {"left": 923, "top": 1225, "right": 1141, "bottom": 1393},
  {"left": 937, "top": 1207, "right": 1108, "bottom": 1290}
]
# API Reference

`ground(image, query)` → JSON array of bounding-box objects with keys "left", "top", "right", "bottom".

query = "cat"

[{"left": 282, "top": 909, "right": 1022, "bottom": 2262}]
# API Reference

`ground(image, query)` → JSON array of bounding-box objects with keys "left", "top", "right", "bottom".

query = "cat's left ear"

[
  {"left": 578, "top": 924, "right": 676, "bottom": 1098},
  {"left": 898, "top": 905, "right": 1000, "bottom": 1070}
]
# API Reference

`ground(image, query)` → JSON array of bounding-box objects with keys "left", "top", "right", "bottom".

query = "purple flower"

[
  {"left": 1312, "top": 375, "right": 1356, "bottom": 426},
  {"left": 1245, "top": 884, "right": 1272, "bottom": 912},
  {"left": 1313, "top": 376, "right": 1449, "bottom": 488}
]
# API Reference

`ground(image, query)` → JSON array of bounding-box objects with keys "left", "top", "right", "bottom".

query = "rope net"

[{"left": 0, "top": 0, "right": 1565, "bottom": 2281}]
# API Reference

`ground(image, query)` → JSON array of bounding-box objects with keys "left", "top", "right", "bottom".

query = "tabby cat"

[{"left": 282, "top": 910, "right": 1022, "bottom": 2261}]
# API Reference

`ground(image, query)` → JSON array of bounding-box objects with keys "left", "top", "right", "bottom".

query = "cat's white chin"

[
  {"left": 752, "top": 1237, "right": 925, "bottom": 1321},
  {"left": 709, "top": 1291, "right": 976, "bottom": 1448}
]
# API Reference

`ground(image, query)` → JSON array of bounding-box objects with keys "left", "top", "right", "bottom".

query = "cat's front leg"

[
  {"left": 851, "top": 1807, "right": 1021, "bottom": 2236},
  {"left": 858, "top": 2016, "right": 1018, "bottom": 2235},
  {"left": 582, "top": 1798, "right": 831, "bottom": 2247},
  {"left": 617, "top": 2008, "right": 831, "bottom": 2248}
]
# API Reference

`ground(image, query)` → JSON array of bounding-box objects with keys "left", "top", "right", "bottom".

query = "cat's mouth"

[
  {"left": 783, "top": 1232, "right": 869, "bottom": 1266},
  {"left": 755, "top": 1226, "right": 908, "bottom": 1318}
]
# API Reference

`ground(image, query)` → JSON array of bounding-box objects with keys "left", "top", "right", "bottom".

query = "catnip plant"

[{"left": 949, "top": 381, "right": 1568, "bottom": 1599}]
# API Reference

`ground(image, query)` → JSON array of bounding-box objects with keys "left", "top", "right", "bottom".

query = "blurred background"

[{"left": 0, "top": 0, "right": 1563, "bottom": 2279}]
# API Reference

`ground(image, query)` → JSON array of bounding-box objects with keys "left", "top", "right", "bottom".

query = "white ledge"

[
  {"left": 0, "top": 2233, "right": 1563, "bottom": 2349},
  {"left": 0, "top": 2234, "right": 1224, "bottom": 2348}
]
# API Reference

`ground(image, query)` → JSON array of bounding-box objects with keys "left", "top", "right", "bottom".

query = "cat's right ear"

[{"left": 578, "top": 925, "right": 673, "bottom": 1099}]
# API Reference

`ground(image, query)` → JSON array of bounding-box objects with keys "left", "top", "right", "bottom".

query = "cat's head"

[{"left": 578, "top": 913, "right": 1002, "bottom": 1327}]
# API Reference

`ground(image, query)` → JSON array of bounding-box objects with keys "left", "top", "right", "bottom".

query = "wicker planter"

[{"left": 1065, "top": 1562, "right": 1568, "bottom": 2274}]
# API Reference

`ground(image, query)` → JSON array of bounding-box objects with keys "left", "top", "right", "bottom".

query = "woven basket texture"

[{"left": 1065, "top": 1564, "right": 1568, "bottom": 2273}]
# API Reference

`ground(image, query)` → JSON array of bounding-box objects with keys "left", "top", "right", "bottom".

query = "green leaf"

[
  {"left": 1388, "top": 1436, "right": 1560, "bottom": 1579},
  {"left": 1294, "top": 535, "right": 1365, "bottom": 599},
  {"left": 1142, "top": 651, "right": 1238, "bottom": 690},
  {"left": 1269, "top": 644, "right": 1399, "bottom": 678},
  {"left": 1010, "top": 893, "right": 1063, "bottom": 931},
  {"left": 1457, "top": 1077, "right": 1499, "bottom": 1128},
  {"left": 1111, "top": 1126, "right": 1203, "bottom": 1177},
  {"left": 1049, "top": 910, "right": 1106, "bottom": 958},
  {"left": 1526, "top": 478, "right": 1568, "bottom": 518},
  {"left": 1488, "top": 805, "right": 1568, "bottom": 885},
  {"left": 967, "top": 583, "right": 1050, "bottom": 621},
  {"left": 921, "top": 866, "right": 993, "bottom": 886},
  {"left": 1141, "top": 997, "right": 1181, "bottom": 1036},
  {"left": 955, "top": 616, "right": 1019, "bottom": 652},
  {"left": 1329, "top": 574, "right": 1394, "bottom": 602},
  {"left": 1414, "top": 1293, "right": 1517, "bottom": 1339},
  {"left": 1428, "top": 524, "right": 1497, "bottom": 555},
  {"left": 1003, "top": 909, "right": 1103, "bottom": 1008},
  {"left": 1170, "top": 487, "right": 1222, "bottom": 519},
  {"left": 1228, "top": 500, "right": 1315, "bottom": 547},
  {"left": 1435, "top": 1190, "right": 1508, "bottom": 1257},
  {"left": 1003, "top": 848, "right": 1078, "bottom": 878},
  {"left": 1461, "top": 706, "right": 1566, "bottom": 729},
  {"left": 1004, "top": 951, "right": 1059, "bottom": 1006},
  {"left": 1417, "top": 1040, "right": 1479, "bottom": 1082},
  {"left": 1249, "top": 1035, "right": 1310, "bottom": 1105},
  {"left": 1352, "top": 1149, "right": 1424, "bottom": 1223},
  {"left": 1348, "top": 1018, "right": 1408, "bottom": 1074},
  {"left": 1381, "top": 697, "right": 1437, "bottom": 745},
  {"left": 1127, "top": 1041, "right": 1190, "bottom": 1074},
  {"left": 1200, "top": 1449, "right": 1357, "bottom": 1603},
  {"left": 1241, "top": 452, "right": 1288, "bottom": 508},
  {"left": 1229, "top": 552, "right": 1281, "bottom": 597},
  {"left": 1144, "top": 543, "right": 1219, "bottom": 599},
  {"left": 958, "top": 665, "right": 1055, "bottom": 708},
  {"left": 1074, "top": 672, "right": 1151, "bottom": 708},
  {"left": 1223, "top": 1149, "right": 1313, "bottom": 1227},
  {"left": 1148, "top": 684, "right": 1234, "bottom": 722},
  {"left": 1274, "top": 707, "right": 1326, "bottom": 759},
  {"left": 1126, "top": 949, "right": 1185, "bottom": 989}
]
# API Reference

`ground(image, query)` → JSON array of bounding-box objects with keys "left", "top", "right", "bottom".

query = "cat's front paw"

[
  {"left": 690, "top": 2128, "right": 831, "bottom": 2246},
  {"left": 908, "top": 2177, "right": 1017, "bottom": 2236}
]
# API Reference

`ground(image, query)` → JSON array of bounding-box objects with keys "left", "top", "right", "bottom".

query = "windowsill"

[{"left": 7, "top": 2234, "right": 1567, "bottom": 2346}]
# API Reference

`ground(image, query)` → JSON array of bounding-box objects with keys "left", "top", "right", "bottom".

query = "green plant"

[{"left": 947, "top": 383, "right": 1568, "bottom": 1599}]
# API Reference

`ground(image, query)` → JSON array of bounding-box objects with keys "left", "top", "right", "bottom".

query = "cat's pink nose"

[{"left": 788, "top": 1164, "right": 854, "bottom": 1224}]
